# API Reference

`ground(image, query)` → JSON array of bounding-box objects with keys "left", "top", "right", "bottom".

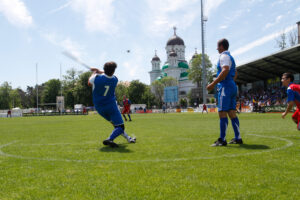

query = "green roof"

[
  {"left": 178, "top": 62, "right": 189, "bottom": 69},
  {"left": 180, "top": 72, "right": 189, "bottom": 78},
  {"left": 162, "top": 64, "right": 169, "bottom": 70}
]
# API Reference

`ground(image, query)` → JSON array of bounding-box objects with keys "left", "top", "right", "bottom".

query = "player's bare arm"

[
  {"left": 90, "top": 67, "right": 104, "bottom": 74},
  {"left": 234, "top": 70, "right": 238, "bottom": 81},
  {"left": 282, "top": 101, "right": 294, "bottom": 119},
  {"left": 206, "top": 66, "right": 230, "bottom": 91},
  {"left": 88, "top": 68, "right": 104, "bottom": 86}
]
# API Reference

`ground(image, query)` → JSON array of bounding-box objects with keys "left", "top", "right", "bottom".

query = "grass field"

[{"left": 0, "top": 113, "right": 300, "bottom": 200}]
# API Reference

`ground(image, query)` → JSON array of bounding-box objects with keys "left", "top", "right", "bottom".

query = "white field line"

[{"left": 0, "top": 134, "right": 294, "bottom": 163}]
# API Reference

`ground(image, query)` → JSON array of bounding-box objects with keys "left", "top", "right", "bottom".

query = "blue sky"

[{"left": 0, "top": 0, "right": 300, "bottom": 89}]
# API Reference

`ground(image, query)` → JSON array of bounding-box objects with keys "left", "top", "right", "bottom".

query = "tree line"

[
  {"left": 0, "top": 53, "right": 214, "bottom": 110},
  {"left": 0, "top": 69, "right": 159, "bottom": 110}
]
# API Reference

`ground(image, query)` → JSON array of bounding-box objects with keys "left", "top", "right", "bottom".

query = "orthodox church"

[{"left": 149, "top": 27, "right": 196, "bottom": 98}]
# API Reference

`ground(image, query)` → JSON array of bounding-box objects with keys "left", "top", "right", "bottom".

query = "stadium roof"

[{"left": 235, "top": 44, "right": 300, "bottom": 84}]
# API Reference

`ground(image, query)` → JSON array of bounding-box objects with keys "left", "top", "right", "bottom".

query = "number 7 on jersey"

[{"left": 103, "top": 86, "right": 110, "bottom": 96}]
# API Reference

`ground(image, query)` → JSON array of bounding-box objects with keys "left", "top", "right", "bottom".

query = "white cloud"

[
  {"left": 42, "top": 32, "right": 84, "bottom": 59},
  {"left": 219, "top": 25, "right": 228, "bottom": 29},
  {"left": 204, "top": 0, "right": 226, "bottom": 17},
  {"left": 232, "top": 24, "right": 296, "bottom": 56},
  {"left": 0, "top": 0, "right": 33, "bottom": 28},
  {"left": 47, "top": 1, "right": 72, "bottom": 15},
  {"left": 264, "top": 15, "right": 283, "bottom": 29},
  {"left": 143, "top": 0, "right": 202, "bottom": 36},
  {"left": 296, "top": 6, "right": 300, "bottom": 13},
  {"left": 70, "top": 0, "right": 118, "bottom": 34}
]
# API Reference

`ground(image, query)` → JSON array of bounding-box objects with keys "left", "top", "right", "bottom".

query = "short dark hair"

[
  {"left": 282, "top": 72, "right": 294, "bottom": 82},
  {"left": 218, "top": 38, "right": 229, "bottom": 50},
  {"left": 103, "top": 61, "right": 117, "bottom": 76}
]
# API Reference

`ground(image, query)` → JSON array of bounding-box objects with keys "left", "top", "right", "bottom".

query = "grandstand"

[
  {"left": 233, "top": 21, "right": 300, "bottom": 112},
  {"left": 236, "top": 21, "right": 300, "bottom": 89}
]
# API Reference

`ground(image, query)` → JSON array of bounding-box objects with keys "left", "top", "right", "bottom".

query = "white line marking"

[{"left": 0, "top": 134, "right": 294, "bottom": 163}]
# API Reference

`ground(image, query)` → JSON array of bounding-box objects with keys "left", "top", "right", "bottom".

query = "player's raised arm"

[
  {"left": 88, "top": 68, "right": 104, "bottom": 87},
  {"left": 90, "top": 67, "right": 104, "bottom": 74}
]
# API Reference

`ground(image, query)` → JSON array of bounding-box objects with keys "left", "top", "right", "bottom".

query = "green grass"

[{"left": 0, "top": 113, "right": 300, "bottom": 200}]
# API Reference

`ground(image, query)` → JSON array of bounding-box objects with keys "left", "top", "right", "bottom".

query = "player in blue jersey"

[
  {"left": 88, "top": 62, "right": 136, "bottom": 147},
  {"left": 207, "top": 39, "right": 243, "bottom": 146}
]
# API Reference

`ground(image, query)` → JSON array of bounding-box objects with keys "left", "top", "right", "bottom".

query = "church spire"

[{"left": 173, "top": 26, "right": 177, "bottom": 36}]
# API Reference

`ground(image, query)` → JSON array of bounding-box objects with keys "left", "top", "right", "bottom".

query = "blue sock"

[
  {"left": 220, "top": 117, "right": 228, "bottom": 141},
  {"left": 128, "top": 114, "right": 131, "bottom": 120},
  {"left": 231, "top": 117, "right": 241, "bottom": 139},
  {"left": 109, "top": 127, "right": 123, "bottom": 141}
]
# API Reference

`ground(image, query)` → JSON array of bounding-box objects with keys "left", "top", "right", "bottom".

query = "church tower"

[{"left": 149, "top": 50, "right": 162, "bottom": 84}]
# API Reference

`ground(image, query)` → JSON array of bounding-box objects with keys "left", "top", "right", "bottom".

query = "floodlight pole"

[
  {"left": 36, "top": 63, "right": 39, "bottom": 114},
  {"left": 201, "top": 0, "right": 207, "bottom": 104},
  {"left": 60, "top": 63, "right": 62, "bottom": 115}
]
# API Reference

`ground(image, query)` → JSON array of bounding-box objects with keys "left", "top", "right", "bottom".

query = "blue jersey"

[
  {"left": 89, "top": 74, "right": 118, "bottom": 106},
  {"left": 216, "top": 51, "right": 237, "bottom": 111},
  {"left": 216, "top": 51, "right": 236, "bottom": 87}
]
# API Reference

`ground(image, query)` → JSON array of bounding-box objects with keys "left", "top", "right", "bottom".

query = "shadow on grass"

[
  {"left": 99, "top": 143, "right": 133, "bottom": 153},
  {"left": 227, "top": 144, "right": 270, "bottom": 150}
]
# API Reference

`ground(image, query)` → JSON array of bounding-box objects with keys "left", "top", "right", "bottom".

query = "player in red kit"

[
  {"left": 122, "top": 95, "right": 132, "bottom": 121},
  {"left": 281, "top": 72, "right": 300, "bottom": 130},
  {"left": 202, "top": 104, "right": 208, "bottom": 114}
]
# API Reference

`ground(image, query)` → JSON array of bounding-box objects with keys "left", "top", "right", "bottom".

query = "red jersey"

[
  {"left": 287, "top": 83, "right": 300, "bottom": 109},
  {"left": 123, "top": 99, "right": 131, "bottom": 109}
]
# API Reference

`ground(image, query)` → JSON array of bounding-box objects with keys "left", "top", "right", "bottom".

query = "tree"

[
  {"left": 188, "top": 54, "right": 213, "bottom": 87},
  {"left": 160, "top": 76, "right": 178, "bottom": 87},
  {"left": 141, "top": 86, "right": 157, "bottom": 108},
  {"left": 73, "top": 71, "right": 93, "bottom": 106},
  {"left": 42, "top": 79, "right": 61, "bottom": 104},
  {"left": 276, "top": 31, "right": 287, "bottom": 50},
  {"left": 115, "top": 81, "right": 129, "bottom": 104},
  {"left": 180, "top": 98, "right": 188, "bottom": 108},
  {"left": 151, "top": 77, "right": 178, "bottom": 107},
  {"left": 128, "top": 80, "right": 147, "bottom": 104},
  {"left": 0, "top": 82, "right": 12, "bottom": 109},
  {"left": 62, "top": 68, "right": 81, "bottom": 108},
  {"left": 151, "top": 80, "right": 164, "bottom": 106},
  {"left": 288, "top": 29, "right": 297, "bottom": 47},
  {"left": 10, "top": 89, "right": 22, "bottom": 108}
]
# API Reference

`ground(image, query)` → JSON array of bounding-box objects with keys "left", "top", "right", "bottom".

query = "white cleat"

[{"left": 129, "top": 137, "right": 136, "bottom": 143}]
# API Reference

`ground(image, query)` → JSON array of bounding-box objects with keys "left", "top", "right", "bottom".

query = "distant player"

[
  {"left": 202, "top": 104, "right": 208, "bottom": 114},
  {"left": 281, "top": 72, "right": 300, "bottom": 130},
  {"left": 207, "top": 38, "right": 242, "bottom": 146},
  {"left": 7, "top": 110, "right": 11, "bottom": 118},
  {"left": 122, "top": 95, "right": 132, "bottom": 121},
  {"left": 88, "top": 62, "right": 136, "bottom": 147}
]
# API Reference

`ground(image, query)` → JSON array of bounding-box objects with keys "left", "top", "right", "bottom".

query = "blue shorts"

[
  {"left": 217, "top": 84, "right": 237, "bottom": 111},
  {"left": 95, "top": 102, "right": 124, "bottom": 126}
]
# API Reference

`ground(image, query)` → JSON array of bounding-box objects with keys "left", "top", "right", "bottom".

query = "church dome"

[
  {"left": 167, "top": 35, "right": 184, "bottom": 46},
  {"left": 152, "top": 50, "right": 160, "bottom": 61},
  {"left": 152, "top": 55, "right": 160, "bottom": 61},
  {"left": 192, "top": 53, "right": 198, "bottom": 59},
  {"left": 166, "top": 27, "right": 185, "bottom": 46},
  {"left": 192, "top": 48, "right": 198, "bottom": 59}
]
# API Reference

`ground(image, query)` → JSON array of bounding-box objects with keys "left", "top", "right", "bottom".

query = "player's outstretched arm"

[
  {"left": 282, "top": 101, "right": 294, "bottom": 119},
  {"left": 90, "top": 67, "right": 104, "bottom": 74}
]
